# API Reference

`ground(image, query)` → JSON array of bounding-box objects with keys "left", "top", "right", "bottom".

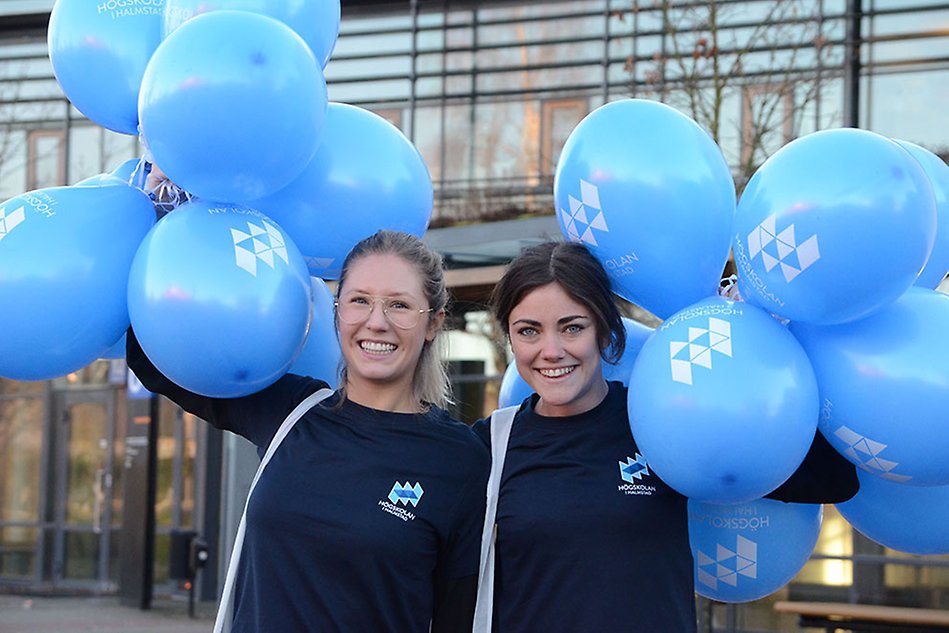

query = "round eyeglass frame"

[{"left": 334, "top": 296, "right": 434, "bottom": 330}]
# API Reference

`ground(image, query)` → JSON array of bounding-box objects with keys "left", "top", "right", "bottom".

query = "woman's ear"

[{"left": 426, "top": 309, "right": 446, "bottom": 342}]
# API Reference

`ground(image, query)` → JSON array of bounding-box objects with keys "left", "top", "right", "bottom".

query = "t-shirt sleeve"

[
  {"left": 126, "top": 326, "right": 328, "bottom": 448},
  {"left": 766, "top": 429, "right": 859, "bottom": 503}
]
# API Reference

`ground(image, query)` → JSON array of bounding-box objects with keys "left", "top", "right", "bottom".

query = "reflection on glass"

[
  {"left": 65, "top": 403, "right": 108, "bottom": 526},
  {"left": 794, "top": 505, "right": 853, "bottom": 586},
  {"left": 0, "top": 526, "right": 37, "bottom": 578},
  {"left": 0, "top": 398, "right": 43, "bottom": 524},
  {"left": 63, "top": 531, "right": 99, "bottom": 581}
]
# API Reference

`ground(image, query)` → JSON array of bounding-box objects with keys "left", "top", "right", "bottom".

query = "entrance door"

[{"left": 51, "top": 390, "right": 116, "bottom": 589}]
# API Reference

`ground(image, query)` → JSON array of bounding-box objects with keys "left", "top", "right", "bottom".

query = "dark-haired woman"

[
  {"left": 128, "top": 230, "right": 488, "bottom": 633},
  {"left": 472, "top": 241, "right": 858, "bottom": 632}
]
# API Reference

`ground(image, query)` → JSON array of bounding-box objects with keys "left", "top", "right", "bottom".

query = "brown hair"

[{"left": 490, "top": 241, "right": 625, "bottom": 362}]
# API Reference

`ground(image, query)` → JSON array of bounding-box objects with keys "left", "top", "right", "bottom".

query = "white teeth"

[
  {"left": 539, "top": 366, "right": 574, "bottom": 378},
  {"left": 361, "top": 341, "right": 396, "bottom": 353}
]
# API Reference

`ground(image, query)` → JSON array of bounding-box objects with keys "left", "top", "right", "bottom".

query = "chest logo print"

[
  {"left": 388, "top": 481, "right": 424, "bottom": 507},
  {"left": 619, "top": 454, "right": 650, "bottom": 483}
]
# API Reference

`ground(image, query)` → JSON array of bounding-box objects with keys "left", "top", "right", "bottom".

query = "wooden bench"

[{"left": 774, "top": 601, "right": 949, "bottom": 632}]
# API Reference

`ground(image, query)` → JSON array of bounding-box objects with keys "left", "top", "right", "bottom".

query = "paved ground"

[{"left": 0, "top": 594, "right": 215, "bottom": 633}]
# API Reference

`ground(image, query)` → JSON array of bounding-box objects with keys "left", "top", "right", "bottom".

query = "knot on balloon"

[{"left": 718, "top": 274, "right": 743, "bottom": 301}]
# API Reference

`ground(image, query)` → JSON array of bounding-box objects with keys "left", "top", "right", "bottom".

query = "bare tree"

[{"left": 620, "top": 0, "right": 839, "bottom": 189}]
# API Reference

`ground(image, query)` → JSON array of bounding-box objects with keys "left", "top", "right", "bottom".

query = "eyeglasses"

[{"left": 335, "top": 293, "right": 434, "bottom": 330}]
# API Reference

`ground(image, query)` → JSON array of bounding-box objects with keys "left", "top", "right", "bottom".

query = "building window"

[
  {"left": 27, "top": 129, "right": 65, "bottom": 190},
  {"left": 541, "top": 98, "right": 587, "bottom": 177}
]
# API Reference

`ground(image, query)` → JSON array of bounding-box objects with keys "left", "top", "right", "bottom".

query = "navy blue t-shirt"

[
  {"left": 474, "top": 382, "right": 696, "bottom": 632},
  {"left": 129, "top": 342, "right": 489, "bottom": 633}
]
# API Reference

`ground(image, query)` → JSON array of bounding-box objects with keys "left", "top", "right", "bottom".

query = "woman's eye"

[
  {"left": 350, "top": 296, "right": 370, "bottom": 305},
  {"left": 565, "top": 324, "right": 583, "bottom": 334},
  {"left": 389, "top": 301, "right": 411, "bottom": 311},
  {"left": 517, "top": 327, "right": 537, "bottom": 337}
]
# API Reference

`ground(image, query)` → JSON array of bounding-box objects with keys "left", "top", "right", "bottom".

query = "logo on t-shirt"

[
  {"left": 617, "top": 454, "right": 656, "bottom": 495},
  {"left": 378, "top": 481, "right": 424, "bottom": 522}
]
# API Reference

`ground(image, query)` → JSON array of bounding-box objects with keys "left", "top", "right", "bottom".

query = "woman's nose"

[
  {"left": 540, "top": 334, "right": 565, "bottom": 359},
  {"left": 365, "top": 299, "right": 389, "bottom": 329}
]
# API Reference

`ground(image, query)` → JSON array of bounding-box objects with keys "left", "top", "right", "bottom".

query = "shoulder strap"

[
  {"left": 213, "top": 387, "right": 334, "bottom": 633},
  {"left": 472, "top": 405, "right": 519, "bottom": 633}
]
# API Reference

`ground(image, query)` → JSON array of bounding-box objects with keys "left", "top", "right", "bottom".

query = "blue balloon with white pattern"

[
  {"left": 689, "top": 498, "right": 823, "bottom": 602},
  {"left": 895, "top": 140, "right": 949, "bottom": 289},
  {"left": 249, "top": 103, "right": 432, "bottom": 279},
  {"left": 0, "top": 184, "right": 155, "bottom": 379},
  {"left": 288, "top": 277, "right": 341, "bottom": 387},
  {"left": 837, "top": 471, "right": 949, "bottom": 555},
  {"left": 163, "top": 0, "right": 340, "bottom": 68},
  {"left": 790, "top": 287, "right": 949, "bottom": 486},
  {"left": 733, "top": 128, "right": 937, "bottom": 325},
  {"left": 628, "top": 296, "right": 819, "bottom": 504},
  {"left": 139, "top": 10, "right": 327, "bottom": 202},
  {"left": 554, "top": 99, "right": 735, "bottom": 319},
  {"left": 127, "top": 200, "right": 311, "bottom": 397},
  {"left": 48, "top": 0, "right": 163, "bottom": 135},
  {"left": 497, "top": 317, "right": 653, "bottom": 407}
]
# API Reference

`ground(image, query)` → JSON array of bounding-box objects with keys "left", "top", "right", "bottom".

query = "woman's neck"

[{"left": 345, "top": 379, "right": 422, "bottom": 414}]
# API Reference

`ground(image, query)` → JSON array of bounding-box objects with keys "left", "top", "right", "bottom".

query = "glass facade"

[{"left": 0, "top": 0, "right": 947, "bottom": 627}]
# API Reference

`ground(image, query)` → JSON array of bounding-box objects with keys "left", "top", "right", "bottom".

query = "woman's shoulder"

[{"left": 425, "top": 409, "right": 490, "bottom": 462}]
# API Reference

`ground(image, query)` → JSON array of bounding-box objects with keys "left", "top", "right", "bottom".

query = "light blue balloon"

[
  {"left": 602, "top": 317, "right": 654, "bottom": 384},
  {"left": 554, "top": 99, "right": 735, "bottom": 319},
  {"left": 689, "top": 498, "right": 822, "bottom": 603},
  {"left": 100, "top": 332, "right": 127, "bottom": 360},
  {"left": 288, "top": 277, "right": 341, "bottom": 386},
  {"left": 48, "top": 0, "right": 163, "bottom": 135},
  {"left": 250, "top": 103, "right": 433, "bottom": 279},
  {"left": 734, "top": 128, "right": 937, "bottom": 325},
  {"left": 497, "top": 317, "right": 653, "bottom": 408},
  {"left": 163, "top": 0, "right": 340, "bottom": 68},
  {"left": 790, "top": 287, "right": 949, "bottom": 486},
  {"left": 628, "top": 297, "right": 819, "bottom": 504},
  {"left": 837, "top": 471, "right": 949, "bottom": 555},
  {"left": 497, "top": 360, "right": 534, "bottom": 409},
  {"left": 127, "top": 200, "right": 311, "bottom": 397},
  {"left": 896, "top": 140, "right": 949, "bottom": 289},
  {"left": 0, "top": 184, "right": 155, "bottom": 380},
  {"left": 139, "top": 10, "right": 327, "bottom": 202}
]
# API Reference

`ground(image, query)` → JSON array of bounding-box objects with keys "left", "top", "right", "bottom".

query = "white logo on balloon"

[
  {"left": 834, "top": 425, "right": 912, "bottom": 483},
  {"left": 231, "top": 220, "right": 289, "bottom": 277},
  {"left": 696, "top": 535, "right": 758, "bottom": 590},
  {"left": 0, "top": 205, "right": 26, "bottom": 242},
  {"left": 747, "top": 214, "right": 821, "bottom": 283},
  {"left": 561, "top": 179, "right": 610, "bottom": 247},
  {"left": 669, "top": 317, "right": 733, "bottom": 385}
]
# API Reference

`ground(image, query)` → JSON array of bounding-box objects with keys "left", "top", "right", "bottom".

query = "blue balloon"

[
  {"left": 497, "top": 360, "right": 534, "bottom": 409},
  {"left": 602, "top": 317, "right": 654, "bottom": 384},
  {"left": 127, "top": 200, "right": 311, "bottom": 397},
  {"left": 75, "top": 158, "right": 147, "bottom": 188},
  {"left": 689, "top": 498, "right": 822, "bottom": 602},
  {"left": 163, "top": 0, "right": 340, "bottom": 68},
  {"left": 896, "top": 140, "right": 949, "bottom": 289},
  {"left": 837, "top": 471, "right": 949, "bottom": 555},
  {"left": 48, "top": 0, "right": 163, "bottom": 135},
  {"left": 497, "top": 317, "right": 653, "bottom": 408},
  {"left": 628, "top": 297, "right": 819, "bottom": 504},
  {"left": 250, "top": 103, "right": 433, "bottom": 279},
  {"left": 0, "top": 184, "right": 155, "bottom": 380},
  {"left": 100, "top": 332, "right": 127, "bottom": 360},
  {"left": 288, "top": 277, "right": 341, "bottom": 386},
  {"left": 790, "top": 288, "right": 949, "bottom": 486},
  {"left": 734, "top": 128, "right": 937, "bottom": 325},
  {"left": 139, "top": 10, "right": 327, "bottom": 202},
  {"left": 554, "top": 99, "right": 735, "bottom": 319}
]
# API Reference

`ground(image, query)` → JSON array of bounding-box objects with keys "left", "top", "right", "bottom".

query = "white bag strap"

[
  {"left": 472, "top": 405, "right": 519, "bottom": 633},
  {"left": 213, "top": 387, "right": 334, "bottom": 633}
]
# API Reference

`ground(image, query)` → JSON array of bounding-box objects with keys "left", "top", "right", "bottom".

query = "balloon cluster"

[
  {"left": 554, "top": 99, "right": 948, "bottom": 601},
  {"left": 1, "top": 0, "right": 436, "bottom": 398}
]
